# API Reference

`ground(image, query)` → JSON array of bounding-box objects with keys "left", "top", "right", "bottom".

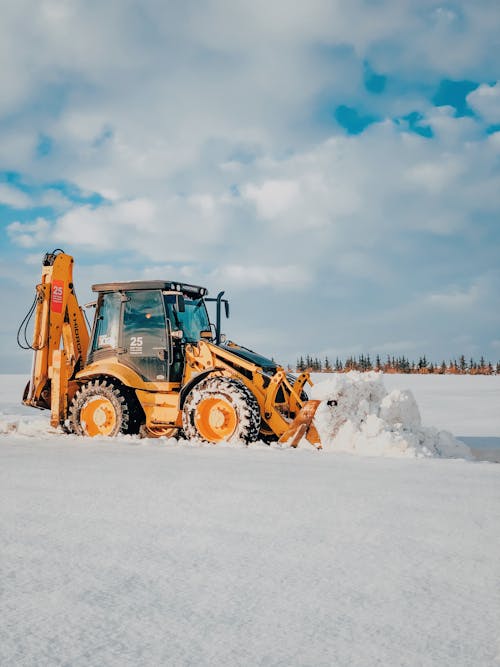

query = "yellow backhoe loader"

[{"left": 20, "top": 250, "right": 321, "bottom": 446}]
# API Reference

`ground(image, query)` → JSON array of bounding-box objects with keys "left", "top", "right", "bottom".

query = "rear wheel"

[
  {"left": 68, "top": 379, "right": 137, "bottom": 437},
  {"left": 182, "top": 376, "right": 261, "bottom": 444}
]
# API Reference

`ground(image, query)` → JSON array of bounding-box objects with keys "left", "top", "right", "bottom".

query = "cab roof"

[{"left": 92, "top": 280, "right": 208, "bottom": 298}]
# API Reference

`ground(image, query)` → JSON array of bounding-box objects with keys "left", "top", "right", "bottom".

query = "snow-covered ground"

[{"left": 1, "top": 373, "right": 499, "bottom": 666}]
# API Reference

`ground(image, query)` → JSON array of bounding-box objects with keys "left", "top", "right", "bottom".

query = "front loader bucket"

[{"left": 278, "top": 400, "right": 322, "bottom": 448}]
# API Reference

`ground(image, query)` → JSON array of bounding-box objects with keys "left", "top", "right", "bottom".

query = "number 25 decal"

[{"left": 130, "top": 336, "right": 143, "bottom": 346}]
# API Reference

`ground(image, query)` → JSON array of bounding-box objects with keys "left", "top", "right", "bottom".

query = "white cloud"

[
  {"left": 141, "top": 264, "right": 197, "bottom": 281},
  {"left": 424, "top": 272, "right": 500, "bottom": 312},
  {"left": 467, "top": 81, "right": 500, "bottom": 124},
  {"left": 405, "top": 159, "right": 464, "bottom": 194},
  {"left": 7, "top": 218, "right": 51, "bottom": 248},
  {"left": 243, "top": 180, "right": 300, "bottom": 220},
  {"left": 52, "top": 198, "right": 156, "bottom": 249},
  {"left": 24, "top": 252, "right": 47, "bottom": 266},
  {"left": 0, "top": 1, "right": 499, "bottom": 179},
  {"left": 426, "top": 287, "right": 480, "bottom": 309},
  {"left": 0, "top": 184, "right": 32, "bottom": 209},
  {"left": 7, "top": 110, "right": 498, "bottom": 284},
  {"left": 38, "top": 189, "right": 74, "bottom": 212},
  {"left": 335, "top": 252, "right": 392, "bottom": 283},
  {"left": 211, "top": 264, "right": 312, "bottom": 290},
  {"left": 489, "top": 131, "right": 500, "bottom": 150}
]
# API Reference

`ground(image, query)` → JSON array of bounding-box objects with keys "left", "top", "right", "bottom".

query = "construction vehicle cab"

[
  {"left": 21, "top": 250, "right": 321, "bottom": 446},
  {"left": 88, "top": 281, "right": 211, "bottom": 384}
]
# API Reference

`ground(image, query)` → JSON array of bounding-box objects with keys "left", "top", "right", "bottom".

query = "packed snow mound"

[{"left": 310, "top": 371, "right": 471, "bottom": 459}]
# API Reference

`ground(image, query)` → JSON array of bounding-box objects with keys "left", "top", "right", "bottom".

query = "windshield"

[{"left": 164, "top": 295, "right": 210, "bottom": 343}]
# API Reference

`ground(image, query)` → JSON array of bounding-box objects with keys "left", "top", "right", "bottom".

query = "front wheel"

[
  {"left": 68, "top": 379, "right": 136, "bottom": 437},
  {"left": 182, "top": 376, "right": 261, "bottom": 444}
]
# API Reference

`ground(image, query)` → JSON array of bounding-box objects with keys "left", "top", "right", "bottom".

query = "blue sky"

[{"left": 1, "top": 0, "right": 499, "bottom": 372}]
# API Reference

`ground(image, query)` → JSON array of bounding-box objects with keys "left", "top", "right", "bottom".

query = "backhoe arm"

[{"left": 23, "top": 251, "right": 89, "bottom": 427}]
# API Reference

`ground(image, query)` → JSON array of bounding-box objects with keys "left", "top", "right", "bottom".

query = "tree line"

[{"left": 294, "top": 354, "right": 500, "bottom": 375}]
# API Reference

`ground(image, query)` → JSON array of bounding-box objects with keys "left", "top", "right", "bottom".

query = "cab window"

[
  {"left": 91, "top": 292, "right": 121, "bottom": 352},
  {"left": 122, "top": 290, "right": 167, "bottom": 381},
  {"left": 164, "top": 295, "right": 210, "bottom": 343}
]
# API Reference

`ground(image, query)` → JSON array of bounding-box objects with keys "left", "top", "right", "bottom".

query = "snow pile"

[
  {"left": 0, "top": 412, "right": 52, "bottom": 438},
  {"left": 310, "top": 371, "right": 471, "bottom": 459}
]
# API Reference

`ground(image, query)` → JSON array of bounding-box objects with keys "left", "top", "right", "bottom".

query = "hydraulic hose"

[{"left": 16, "top": 294, "right": 38, "bottom": 350}]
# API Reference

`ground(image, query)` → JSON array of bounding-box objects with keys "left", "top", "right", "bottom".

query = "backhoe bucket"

[{"left": 278, "top": 400, "right": 322, "bottom": 448}]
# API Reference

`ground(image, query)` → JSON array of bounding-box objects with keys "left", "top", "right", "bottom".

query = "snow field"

[
  {"left": 1, "top": 440, "right": 500, "bottom": 667},
  {"left": 1, "top": 373, "right": 499, "bottom": 666}
]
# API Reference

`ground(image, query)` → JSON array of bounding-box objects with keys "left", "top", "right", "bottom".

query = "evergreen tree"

[
  {"left": 359, "top": 353, "right": 365, "bottom": 370},
  {"left": 313, "top": 357, "right": 322, "bottom": 372},
  {"left": 294, "top": 351, "right": 500, "bottom": 375}
]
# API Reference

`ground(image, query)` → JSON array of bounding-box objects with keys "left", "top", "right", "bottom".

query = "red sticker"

[{"left": 51, "top": 279, "right": 64, "bottom": 313}]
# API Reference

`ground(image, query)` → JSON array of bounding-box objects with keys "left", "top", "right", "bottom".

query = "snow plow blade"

[{"left": 278, "top": 400, "right": 322, "bottom": 448}]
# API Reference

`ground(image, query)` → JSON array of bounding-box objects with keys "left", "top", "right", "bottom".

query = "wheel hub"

[
  {"left": 209, "top": 407, "right": 226, "bottom": 429},
  {"left": 195, "top": 397, "right": 237, "bottom": 442},
  {"left": 93, "top": 406, "right": 107, "bottom": 427},
  {"left": 80, "top": 396, "right": 117, "bottom": 437}
]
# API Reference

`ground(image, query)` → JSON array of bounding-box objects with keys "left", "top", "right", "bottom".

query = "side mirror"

[{"left": 224, "top": 301, "right": 230, "bottom": 318}]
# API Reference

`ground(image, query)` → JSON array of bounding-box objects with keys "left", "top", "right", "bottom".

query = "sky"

[{"left": 1, "top": 0, "right": 500, "bottom": 372}]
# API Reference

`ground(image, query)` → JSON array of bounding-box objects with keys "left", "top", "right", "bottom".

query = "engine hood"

[{"left": 218, "top": 343, "right": 278, "bottom": 373}]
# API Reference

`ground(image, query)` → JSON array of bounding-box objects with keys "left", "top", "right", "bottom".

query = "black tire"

[
  {"left": 182, "top": 376, "right": 261, "bottom": 444},
  {"left": 68, "top": 379, "right": 139, "bottom": 437}
]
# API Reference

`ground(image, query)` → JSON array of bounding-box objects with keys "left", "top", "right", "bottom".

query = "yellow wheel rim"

[
  {"left": 195, "top": 397, "right": 237, "bottom": 442},
  {"left": 80, "top": 396, "right": 118, "bottom": 437}
]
